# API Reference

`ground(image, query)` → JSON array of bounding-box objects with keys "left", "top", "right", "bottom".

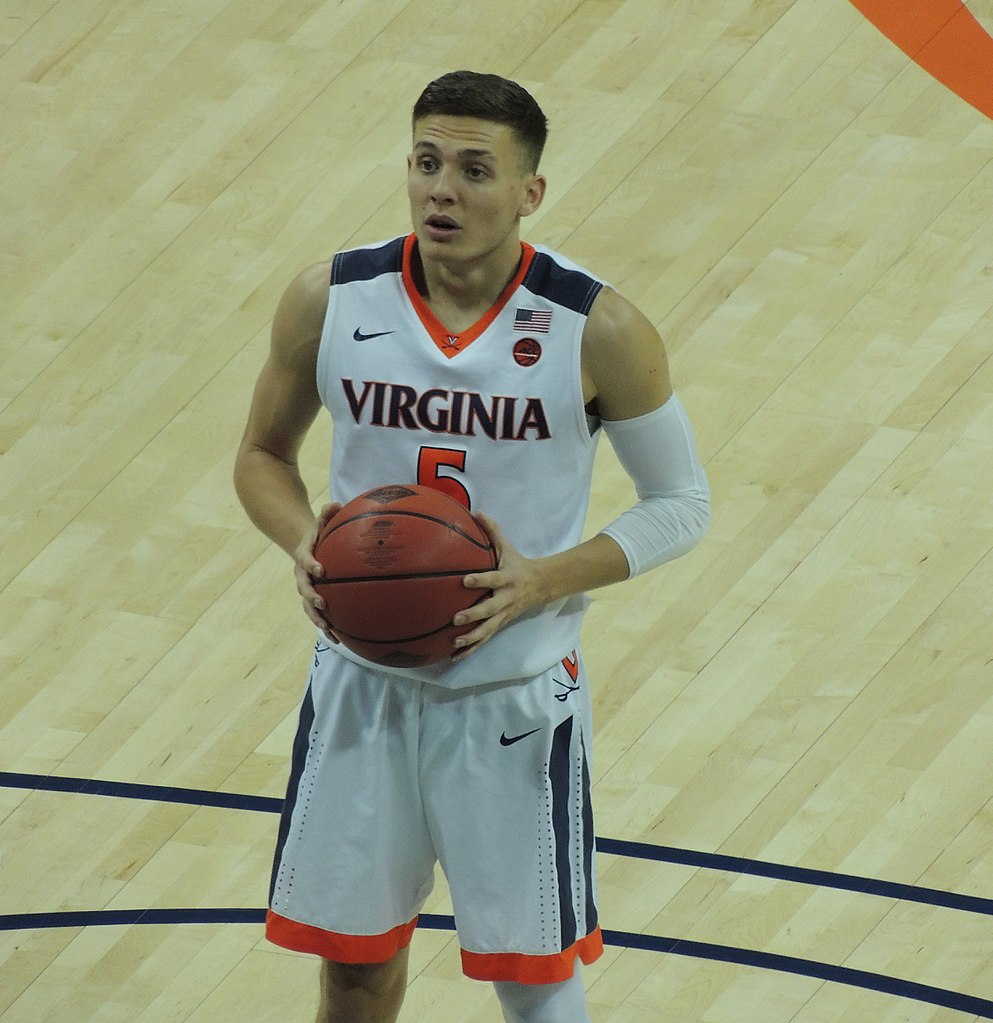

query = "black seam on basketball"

[
  {"left": 314, "top": 567, "right": 490, "bottom": 585},
  {"left": 319, "top": 510, "right": 491, "bottom": 549},
  {"left": 328, "top": 589, "right": 490, "bottom": 645}
]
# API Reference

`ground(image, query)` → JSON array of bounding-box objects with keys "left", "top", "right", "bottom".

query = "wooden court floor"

[{"left": 2, "top": 1, "right": 993, "bottom": 1019}]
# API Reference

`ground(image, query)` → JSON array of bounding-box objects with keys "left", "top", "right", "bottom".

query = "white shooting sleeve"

[{"left": 599, "top": 393, "right": 711, "bottom": 577}]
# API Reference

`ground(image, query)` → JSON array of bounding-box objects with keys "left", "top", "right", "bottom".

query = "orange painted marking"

[{"left": 849, "top": 0, "right": 993, "bottom": 119}]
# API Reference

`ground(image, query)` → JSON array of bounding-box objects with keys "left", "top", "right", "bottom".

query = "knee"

[
  {"left": 321, "top": 955, "right": 407, "bottom": 999},
  {"left": 493, "top": 969, "right": 590, "bottom": 1023},
  {"left": 317, "top": 951, "right": 410, "bottom": 1023}
]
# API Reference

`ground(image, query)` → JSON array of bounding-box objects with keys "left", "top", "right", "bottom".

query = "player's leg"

[
  {"left": 266, "top": 643, "right": 435, "bottom": 1017},
  {"left": 421, "top": 650, "right": 602, "bottom": 1009},
  {"left": 493, "top": 967, "right": 591, "bottom": 1023},
  {"left": 316, "top": 949, "right": 410, "bottom": 1023}
]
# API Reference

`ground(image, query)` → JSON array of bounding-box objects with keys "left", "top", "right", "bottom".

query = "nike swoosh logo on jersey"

[
  {"left": 353, "top": 327, "right": 396, "bottom": 342},
  {"left": 500, "top": 727, "right": 542, "bottom": 747}
]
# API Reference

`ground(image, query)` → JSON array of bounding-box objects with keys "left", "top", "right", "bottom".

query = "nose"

[{"left": 429, "top": 166, "right": 457, "bottom": 205}]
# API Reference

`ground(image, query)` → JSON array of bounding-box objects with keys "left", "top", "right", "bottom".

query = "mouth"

[{"left": 424, "top": 214, "right": 461, "bottom": 240}]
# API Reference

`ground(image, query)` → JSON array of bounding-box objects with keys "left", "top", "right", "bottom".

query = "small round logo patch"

[{"left": 513, "top": 338, "right": 542, "bottom": 367}]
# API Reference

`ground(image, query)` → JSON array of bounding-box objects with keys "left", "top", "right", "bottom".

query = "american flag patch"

[{"left": 514, "top": 308, "right": 552, "bottom": 333}]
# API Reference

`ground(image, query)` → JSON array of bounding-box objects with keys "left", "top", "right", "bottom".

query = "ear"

[{"left": 519, "top": 174, "right": 546, "bottom": 218}]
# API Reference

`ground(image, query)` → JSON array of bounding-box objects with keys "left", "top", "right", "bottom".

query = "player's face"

[{"left": 407, "top": 115, "right": 545, "bottom": 269}]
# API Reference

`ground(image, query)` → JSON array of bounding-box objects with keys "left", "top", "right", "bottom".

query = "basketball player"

[{"left": 234, "top": 71, "right": 710, "bottom": 1023}]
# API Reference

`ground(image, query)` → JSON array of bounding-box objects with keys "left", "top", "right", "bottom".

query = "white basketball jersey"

[{"left": 316, "top": 233, "right": 605, "bottom": 688}]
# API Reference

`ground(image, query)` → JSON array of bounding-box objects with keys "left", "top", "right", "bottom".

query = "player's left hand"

[{"left": 451, "top": 512, "right": 546, "bottom": 660}]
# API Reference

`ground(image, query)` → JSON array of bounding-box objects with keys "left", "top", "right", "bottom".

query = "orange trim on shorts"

[
  {"left": 460, "top": 927, "right": 604, "bottom": 985},
  {"left": 266, "top": 909, "right": 418, "bottom": 963}
]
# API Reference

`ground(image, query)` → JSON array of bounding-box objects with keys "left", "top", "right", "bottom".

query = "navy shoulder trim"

[
  {"left": 331, "top": 237, "right": 405, "bottom": 286},
  {"left": 522, "top": 250, "right": 603, "bottom": 315}
]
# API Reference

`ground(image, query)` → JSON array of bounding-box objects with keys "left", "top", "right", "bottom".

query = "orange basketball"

[{"left": 312, "top": 484, "right": 497, "bottom": 668}]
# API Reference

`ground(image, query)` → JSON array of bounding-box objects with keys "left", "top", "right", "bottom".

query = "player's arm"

[
  {"left": 582, "top": 287, "right": 711, "bottom": 580},
  {"left": 454, "top": 287, "right": 710, "bottom": 655},
  {"left": 234, "top": 262, "right": 337, "bottom": 630}
]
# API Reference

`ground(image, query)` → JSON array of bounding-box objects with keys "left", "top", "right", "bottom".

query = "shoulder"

[
  {"left": 331, "top": 236, "right": 407, "bottom": 285},
  {"left": 270, "top": 261, "right": 331, "bottom": 370},
  {"left": 280, "top": 261, "right": 332, "bottom": 318},
  {"left": 523, "top": 245, "right": 604, "bottom": 314},
  {"left": 585, "top": 287, "right": 661, "bottom": 347},
  {"left": 582, "top": 287, "right": 672, "bottom": 420}
]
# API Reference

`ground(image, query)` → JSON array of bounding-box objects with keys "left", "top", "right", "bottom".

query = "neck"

[{"left": 412, "top": 238, "right": 524, "bottom": 312}]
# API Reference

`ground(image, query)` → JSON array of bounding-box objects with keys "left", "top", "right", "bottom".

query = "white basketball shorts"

[{"left": 266, "top": 638, "right": 603, "bottom": 984}]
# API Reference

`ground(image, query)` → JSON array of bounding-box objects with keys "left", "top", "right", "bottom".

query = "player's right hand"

[{"left": 295, "top": 502, "right": 341, "bottom": 640}]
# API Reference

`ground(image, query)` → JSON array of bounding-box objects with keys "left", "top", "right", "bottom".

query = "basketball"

[{"left": 312, "top": 484, "right": 497, "bottom": 668}]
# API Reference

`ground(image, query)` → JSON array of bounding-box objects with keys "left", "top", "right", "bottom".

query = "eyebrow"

[{"left": 413, "top": 141, "right": 496, "bottom": 160}]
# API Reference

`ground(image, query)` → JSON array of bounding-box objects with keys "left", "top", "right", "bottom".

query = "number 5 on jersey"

[{"left": 418, "top": 446, "right": 471, "bottom": 510}]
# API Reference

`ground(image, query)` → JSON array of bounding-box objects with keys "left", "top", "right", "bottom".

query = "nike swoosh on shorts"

[{"left": 499, "top": 728, "right": 542, "bottom": 747}]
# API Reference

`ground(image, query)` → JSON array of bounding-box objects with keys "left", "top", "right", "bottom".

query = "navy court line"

[
  {"left": 596, "top": 927, "right": 993, "bottom": 1019},
  {"left": 0, "top": 909, "right": 989, "bottom": 1018},
  {"left": 596, "top": 837, "right": 993, "bottom": 917},
  {"left": 3, "top": 771, "right": 992, "bottom": 919},
  {"left": 0, "top": 771, "right": 282, "bottom": 814},
  {"left": 0, "top": 909, "right": 266, "bottom": 929}
]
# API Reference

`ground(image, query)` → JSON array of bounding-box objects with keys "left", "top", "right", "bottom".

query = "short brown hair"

[{"left": 412, "top": 71, "right": 548, "bottom": 173}]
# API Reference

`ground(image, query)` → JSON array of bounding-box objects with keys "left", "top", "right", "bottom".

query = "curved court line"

[
  {"left": 0, "top": 908, "right": 990, "bottom": 1018},
  {"left": 2, "top": 771, "right": 992, "bottom": 918},
  {"left": 849, "top": 0, "right": 993, "bottom": 119},
  {"left": 596, "top": 926, "right": 993, "bottom": 1019},
  {"left": 596, "top": 837, "right": 993, "bottom": 917}
]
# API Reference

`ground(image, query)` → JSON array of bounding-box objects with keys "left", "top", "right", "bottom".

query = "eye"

[
  {"left": 418, "top": 156, "right": 438, "bottom": 173},
  {"left": 466, "top": 165, "right": 488, "bottom": 180}
]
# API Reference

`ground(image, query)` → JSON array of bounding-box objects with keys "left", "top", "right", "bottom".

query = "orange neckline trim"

[{"left": 402, "top": 233, "right": 536, "bottom": 359}]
